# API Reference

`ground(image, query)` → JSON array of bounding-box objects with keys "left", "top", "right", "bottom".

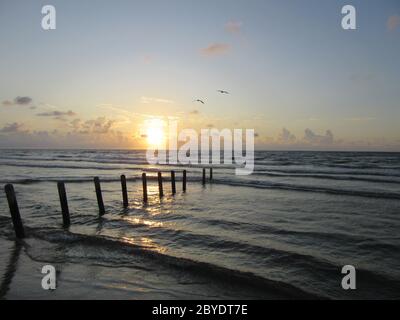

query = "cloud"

[
  {"left": 36, "top": 110, "right": 76, "bottom": 117},
  {"left": 2, "top": 100, "right": 13, "bottom": 106},
  {"left": 345, "top": 117, "right": 375, "bottom": 122},
  {"left": 200, "top": 43, "right": 230, "bottom": 57},
  {"left": 225, "top": 21, "right": 242, "bottom": 34},
  {"left": 140, "top": 96, "right": 174, "bottom": 104},
  {"left": 0, "top": 125, "right": 131, "bottom": 149},
  {"left": 2, "top": 96, "right": 33, "bottom": 106},
  {"left": 387, "top": 15, "right": 400, "bottom": 31},
  {"left": 0, "top": 122, "right": 24, "bottom": 133},
  {"left": 14, "top": 96, "right": 32, "bottom": 105},
  {"left": 0, "top": 115, "right": 137, "bottom": 148},
  {"left": 278, "top": 128, "right": 296, "bottom": 143},
  {"left": 253, "top": 127, "right": 399, "bottom": 151},
  {"left": 71, "top": 117, "right": 115, "bottom": 134},
  {"left": 349, "top": 73, "right": 376, "bottom": 83},
  {"left": 142, "top": 54, "right": 153, "bottom": 64},
  {"left": 36, "top": 110, "right": 77, "bottom": 121},
  {"left": 303, "top": 128, "right": 334, "bottom": 145}
]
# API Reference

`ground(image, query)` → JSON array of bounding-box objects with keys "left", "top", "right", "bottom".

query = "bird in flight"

[
  {"left": 194, "top": 99, "right": 205, "bottom": 104},
  {"left": 217, "top": 90, "right": 229, "bottom": 94}
]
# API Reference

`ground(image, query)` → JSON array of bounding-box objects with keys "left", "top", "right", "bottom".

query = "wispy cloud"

[
  {"left": 36, "top": 110, "right": 77, "bottom": 121},
  {"left": 140, "top": 96, "right": 174, "bottom": 104},
  {"left": 2, "top": 100, "right": 13, "bottom": 106},
  {"left": 200, "top": 43, "right": 230, "bottom": 57},
  {"left": 387, "top": 15, "right": 400, "bottom": 31},
  {"left": 225, "top": 21, "right": 242, "bottom": 34},
  {"left": 36, "top": 110, "right": 76, "bottom": 117},
  {"left": 345, "top": 117, "right": 375, "bottom": 122}
]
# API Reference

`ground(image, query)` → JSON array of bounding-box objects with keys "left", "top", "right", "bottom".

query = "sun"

[
  {"left": 147, "top": 126, "right": 164, "bottom": 146},
  {"left": 145, "top": 118, "right": 166, "bottom": 148}
]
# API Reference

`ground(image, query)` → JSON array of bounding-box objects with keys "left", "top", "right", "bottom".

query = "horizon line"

[{"left": 0, "top": 147, "right": 399, "bottom": 153}]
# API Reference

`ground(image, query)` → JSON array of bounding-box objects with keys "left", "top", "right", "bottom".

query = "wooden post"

[
  {"left": 57, "top": 182, "right": 70, "bottom": 227},
  {"left": 158, "top": 172, "right": 164, "bottom": 198},
  {"left": 171, "top": 170, "right": 176, "bottom": 194},
  {"left": 142, "top": 173, "right": 148, "bottom": 203},
  {"left": 120, "top": 175, "right": 129, "bottom": 207},
  {"left": 183, "top": 170, "right": 187, "bottom": 192},
  {"left": 4, "top": 184, "right": 25, "bottom": 239},
  {"left": 94, "top": 177, "right": 105, "bottom": 216},
  {"left": 202, "top": 168, "right": 206, "bottom": 185},
  {"left": 210, "top": 167, "right": 213, "bottom": 181}
]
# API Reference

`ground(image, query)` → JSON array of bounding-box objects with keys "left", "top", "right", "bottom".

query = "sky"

[{"left": 0, "top": 0, "right": 399, "bottom": 150}]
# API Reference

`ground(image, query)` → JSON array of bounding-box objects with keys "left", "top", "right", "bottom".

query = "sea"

[{"left": 0, "top": 150, "right": 399, "bottom": 299}]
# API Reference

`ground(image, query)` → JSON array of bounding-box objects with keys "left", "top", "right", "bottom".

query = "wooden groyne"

[
  {"left": 121, "top": 174, "right": 129, "bottom": 208},
  {"left": 4, "top": 184, "right": 25, "bottom": 239},
  {"left": 57, "top": 182, "right": 70, "bottom": 227},
  {"left": 3, "top": 168, "right": 214, "bottom": 239}
]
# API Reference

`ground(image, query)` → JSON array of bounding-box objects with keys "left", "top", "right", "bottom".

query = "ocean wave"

[
  {"left": 254, "top": 167, "right": 400, "bottom": 178},
  {"left": 2, "top": 173, "right": 400, "bottom": 200},
  {"left": 0, "top": 161, "right": 136, "bottom": 171},
  {"left": 0, "top": 171, "right": 195, "bottom": 185},
  {"left": 174, "top": 216, "right": 400, "bottom": 250},
  {"left": 4, "top": 219, "right": 400, "bottom": 299},
  {"left": 215, "top": 178, "right": 400, "bottom": 200},
  {"left": 0, "top": 219, "right": 320, "bottom": 299},
  {"left": 252, "top": 171, "right": 400, "bottom": 184}
]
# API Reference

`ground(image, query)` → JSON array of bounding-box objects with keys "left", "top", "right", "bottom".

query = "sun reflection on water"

[
  {"left": 120, "top": 236, "right": 167, "bottom": 253},
  {"left": 123, "top": 216, "right": 164, "bottom": 228}
]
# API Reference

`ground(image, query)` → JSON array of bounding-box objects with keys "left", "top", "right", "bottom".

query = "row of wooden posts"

[{"left": 3, "top": 168, "right": 213, "bottom": 239}]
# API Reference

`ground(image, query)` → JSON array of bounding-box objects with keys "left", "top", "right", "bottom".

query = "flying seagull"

[
  {"left": 194, "top": 99, "right": 205, "bottom": 104},
  {"left": 217, "top": 90, "right": 229, "bottom": 94}
]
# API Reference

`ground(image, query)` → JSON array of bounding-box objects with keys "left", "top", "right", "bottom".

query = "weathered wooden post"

[
  {"left": 158, "top": 172, "right": 164, "bottom": 198},
  {"left": 57, "top": 182, "right": 70, "bottom": 227},
  {"left": 94, "top": 177, "right": 105, "bottom": 216},
  {"left": 183, "top": 170, "right": 187, "bottom": 192},
  {"left": 202, "top": 168, "right": 206, "bottom": 185},
  {"left": 171, "top": 170, "right": 176, "bottom": 194},
  {"left": 120, "top": 175, "right": 129, "bottom": 207},
  {"left": 4, "top": 184, "right": 25, "bottom": 239},
  {"left": 142, "top": 173, "right": 148, "bottom": 203},
  {"left": 210, "top": 167, "right": 213, "bottom": 181}
]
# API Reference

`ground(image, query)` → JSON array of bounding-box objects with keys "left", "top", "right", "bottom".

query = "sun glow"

[{"left": 144, "top": 118, "right": 166, "bottom": 148}]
